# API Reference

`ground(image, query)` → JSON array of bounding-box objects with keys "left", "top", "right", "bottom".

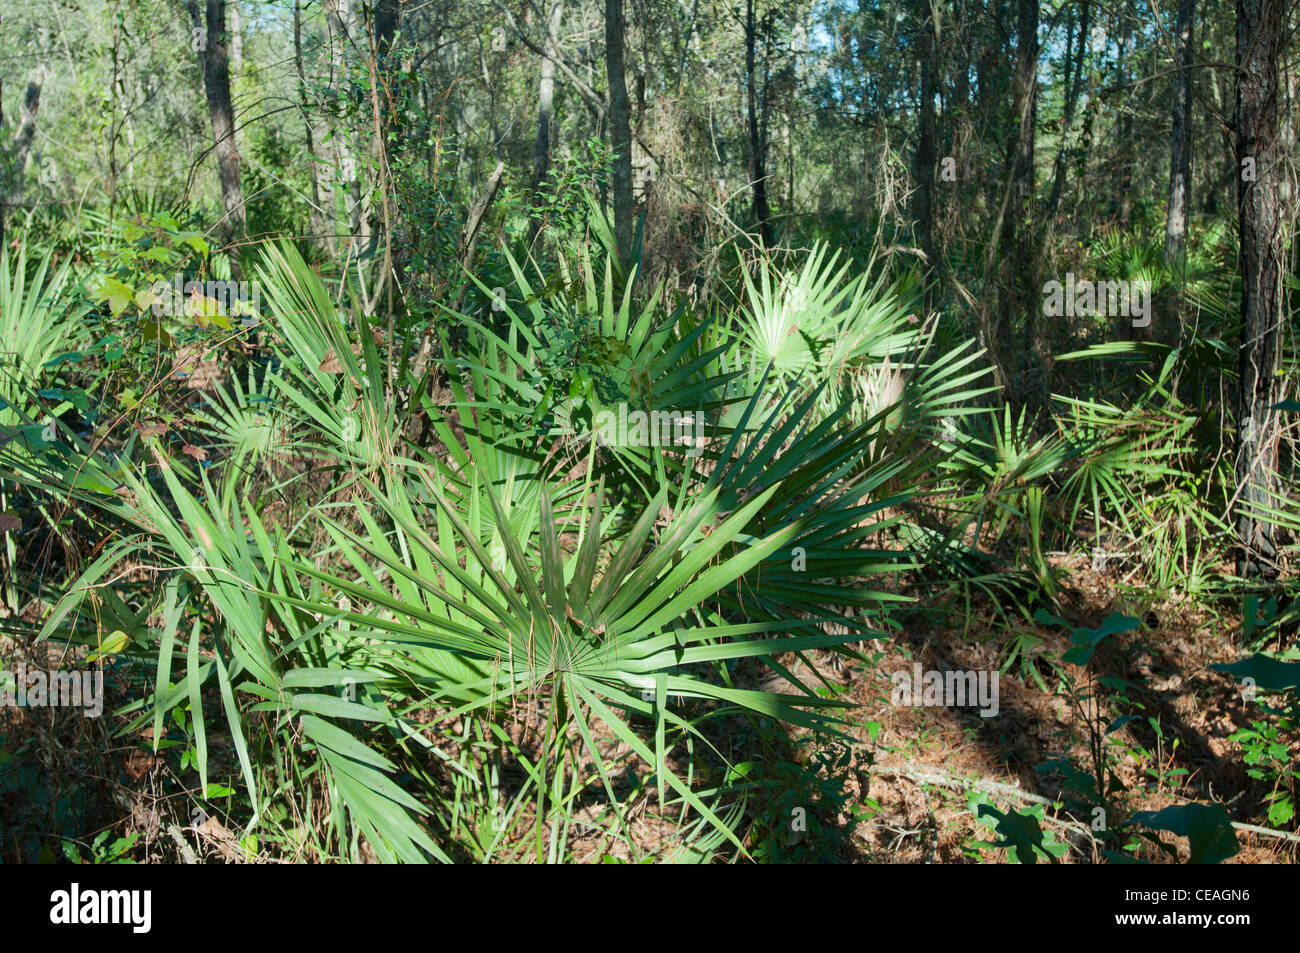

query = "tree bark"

[
  {"left": 1046, "top": 0, "right": 1088, "bottom": 220},
  {"left": 1233, "top": 0, "right": 1285, "bottom": 577},
  {"left": 745, "top": 0, "right": 772, "bottom": 246},
  {"left": 606, "top": 0, "right": 635, "bottom": 264},
  {"left": 229, "top": 0, "right": 243, "bottom": 74},
  {"left": 914, "top": 0, "right": 938, "bottom": 292},
  {"left": 1164, "top": 0, "right": 1194, "bottom": 273},
  {"left": 324, "top": 0, "right": 368, "bottom": 253},
  {"left": 294, "top": 0, "right": 333, "bottom": 255},
  {"left": 531, "top": 4, "right": 565, "bottom": 206},
  {"left": 363, "top": 0, "right": 403, "bottom": 268},
  {"left": 996, "top": 0, "right": 1039, "bottom": 387},
  {"left": 371, "top": 0, "right": 403, "bottom": 166},
  {"left": 1, "top": 71, "right": 44, "bottom": 250},
  {"left": 189, "top": 1, "right": 246, "bottom": 252}
]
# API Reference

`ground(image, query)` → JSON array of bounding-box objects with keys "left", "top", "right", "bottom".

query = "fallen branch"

[
  {"left": 165, "top": 824, "right": 200, "bottom": 864},
  {"left": 876, "top": 761, "right": 1300, "bottom": 846}
]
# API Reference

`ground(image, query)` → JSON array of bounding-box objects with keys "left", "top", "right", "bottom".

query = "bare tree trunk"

[
  {"left": 1233, "top": 0, "right": 1286, "bottom": 577},
  {"left": 1046, "top": 0, "right": 1088, "bottom": 220},
  {"left": 1164, "top": 0, "right": 1195, "bottom": 273},
  {"left": 745, "top": 0, "right": 772, "bottom": 246},
  {"left": 531, "top": 5, "right": 565, "bottom": 205},
  {"left": 997, "top": 0, "right": 1040, "bottom": 387},
  {"left": 363, "top": 0, "right": 403, "bottom": 270},
  {"left": 229, "top": 0, "right": 243, "bottom": 74},
  {"left": 371, "top": 0, "right": 402, "bottom": 160},
  {"left": 1, "top": 71, "right": 44, "bottom": 250},
  {"left": 606, "top": 0, "right": 635, "bottom": 263},
  {"left": 294, "top": 0, "right": 333, "bottom": 255},
  {"left": 914, "top": 0, "right": 938, "bottom": 298},
  {"left": 189, "top": 0, "right": 246, "bottom": 260},
  {"left": 324, "top": 0, "right": 368, "bottom": 254}
]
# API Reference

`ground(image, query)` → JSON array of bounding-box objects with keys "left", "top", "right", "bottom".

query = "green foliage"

[
  {"left": 967, "top": 794, "right": 1068, "bottom": 864},
  {"left": 62, "top": 831, "right": 140, "bottom": 865},
  {"left": 1128, "top": 804, "right": 1240, "bottom": 865}
]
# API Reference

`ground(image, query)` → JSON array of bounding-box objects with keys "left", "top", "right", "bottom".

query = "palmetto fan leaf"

[
  {"left": 437, "top": 240, "right": 738, "bottom": 508},
  {"left": 271, "top": 467, "right": 859, "bottom": 852}
]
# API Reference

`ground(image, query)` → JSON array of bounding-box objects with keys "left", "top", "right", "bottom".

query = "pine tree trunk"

[
  {"left": 997, "top": 0, "right": 1039, "bottom": 387},
  {"left": 914, "top": 0, "right": 938, "bottom": 291},
  {"left": 606, "top": 0, "right": 635, "bottom": 263},
  {"left": 745, "top": 0, "right": 772, "bottom": 246},
  {"left": 1233, "top": 0, "right": 1286, "bottom": 577},
  {"left": 190, "top": 0, "right": 246, "bottom": 259},
  {"left": 531, "top": 5, "right": 565, "bottom": 206},
  {"left": 1164, "top": 0, "right": 1194, "bottom": 272}
]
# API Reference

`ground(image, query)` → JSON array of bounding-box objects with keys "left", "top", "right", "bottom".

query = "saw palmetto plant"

[{"left": 0, "top": 227, "right": 972, "bottom": 863}]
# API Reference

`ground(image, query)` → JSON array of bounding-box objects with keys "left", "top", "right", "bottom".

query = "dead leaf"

[
  {"left": 181, "top": 444, "right": 208, "bottom": 461},
  {"left": 139, "top": 421, "right": 168, "bottom": 438},
  {"left": 123, "top": 748, "right": 156, "bottom": 780},
  {"left": 194, "top": 815, "right": 246, "bottom": 862},
  {"left": 319, "top": 349, "right": 343, "bottom": 374},
  {"left": 0, "top": 512, "right": 20, "bottom": 533}
]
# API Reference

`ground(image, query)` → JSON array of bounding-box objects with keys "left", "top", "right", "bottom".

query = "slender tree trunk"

[
  {"left": 1164, "top": 0, "right": 1195, "bottom": 273},
  {"left": 229, "top": 0, "right": 243, "bottom": 74},
  {"left": 1233, "top": 0, "right": 1285, "bottom": 577},
  {"left": 531, "top": 5, "right": 565, "bottom": 206},
  {"left": 745, "top": 0, "right": 772, "bottom": 245},
  {"left": 1046, "top": 0, "right": 1088, "bottom": 220},
  {"left": 371, "top": 0, "right": 403, "bottom": 163},
  {"left": 997, "top": 0, "right": 1039, "bottom": 386},
  {"left": 914, "top": 0, "right": 938, "bottom": 295},
  {"left": 606, "top": 0, "right": 635, "bottom": 263},
  {"left": 189, "top": 0, "right": 246, "bottom": 256},
  {"left": 1116, "top": 36, "right": 1134, "bottom": 226},
  {"left": 1, "top": 71, "right": 44, "bottom": 250},
  {"left": 325, "top": 0, "right": 368, "bottom": 253},
  {"left": 294, "top": 0, "right": 333, "bottom": 255},
  {"left": 363, "top": 0, "right": 403, "bottom": 267}
]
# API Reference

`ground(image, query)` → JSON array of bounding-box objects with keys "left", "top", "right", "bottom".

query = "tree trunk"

[
  {"left": 324, "top": 0, "right": 368, "bottom": 254},
  {"left": 371, "top": 0, "right": 403, "bottom": 165},
  {"left": 914, "top": 0, "right": 938, "bottom": 296},
  {"left": 531, "top": 5, "right": 565, "bottom": 206},
  {"left": 1, "top": 71, "right": 44, "bottom": 250},
  {"left": 1233, "top": 0, "right": 1285, "bottom": 577},
  {"left": 294, "top": 0, "right": 333, "bottom": 255},
  {"left": 606, "top": 0, "right": 635, "bottom": 263},
  {"left": 363, "top": 0, "right": 403, "bottom": 268},
  {"left": 1164, "top": 0, "right": 1195, "bottom": 273},
  {"left": 189, "top": 0, "right": 246, "bottom": 254},
  {"left": 997, "top": 0, "right": 1039, "bottom": 387},
  {"left": 745, "top": 0, "right": 772, "bottom": 246},
  {"left": 1046, "top": 0, "right": 1088, "bottom": 220},
  {"left": 229, "top": 0, "right": 243, "bottom": 74}
]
